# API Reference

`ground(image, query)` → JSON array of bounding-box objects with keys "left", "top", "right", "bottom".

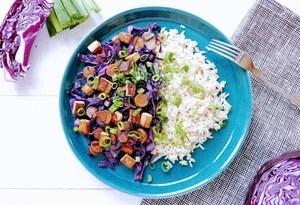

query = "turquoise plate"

[{"left": 59, "top": 7, "right": 252, "bottom": 198}]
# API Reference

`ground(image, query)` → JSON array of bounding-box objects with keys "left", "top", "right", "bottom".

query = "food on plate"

[
  {"left": 245, "top": 150, "right": 300, "bottom": 205},
  {"left": 68, "top": 23, "right": 230, "bottom": 181},
  {"left": 0, "top": 0, "right": 53, "bottom": 82}
]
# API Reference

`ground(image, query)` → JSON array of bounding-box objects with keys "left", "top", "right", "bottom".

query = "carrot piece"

[{"left": 121, "top": 146, "right": 133, "bottom": 155}]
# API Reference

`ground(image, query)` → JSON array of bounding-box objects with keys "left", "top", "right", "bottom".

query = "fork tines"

[{"left": 206, "top": 39, "right": 241, "bottom": 62}]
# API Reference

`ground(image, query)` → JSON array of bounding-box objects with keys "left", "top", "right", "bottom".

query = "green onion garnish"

[
  {"left": 220, "top": 121, "right": 227, "bottom": 128},
  {"left": 161, "top": 161, "right": 173, "bottom": 172},
  {"left": 112, "top": 82, "right": 118, "bottom": 90},
  {"left": 125, "top": 80, "right": 132, "bottom": 84},
  {"left": 170, "top": 94, "right": 182, "bottom": 107},
  {"left": 117, "top": 121, "right": 125, "bottom": 130},
  {"left": 137, "top": 88, "right": 145, "bottom": 94},
  {"left": 162, "top": 73, "right": 173, "bottom": 85},
  {"left": 112, "top": 74, "right": 118, "bottom": 82},
  {"left": 108, "top": 104, "right": 118, "bottom": 113},
  {"left": 109, "top": 128, "right": 118, "bottom": 134},
  {"left": 164, "top": 51, "right": 176, "bottom": 63},
  {"left": 154, "top": 138, "right": 161, "bottom": 145},
  {"left": 145, "top": 33, "right": 155, "bottom": 41},
  {"left": 92, "top": 76, "right": 100, "bottom": 89},
  {"left": 156, "top": 103, "right": 166, "bottom": 115},
  {"left": 128, "top": 97, "right": 137, "bottom": 108},
  {"left": 191, "top": 83, "right": 204, "bottom": 94},
  {"left": 181, "top": 79, "right": 191, "bottom": 86},
  {"left": 149, "top": 162, "right": 155, "bottom": 170},
  {"left": 152, "top": 75, "right": 160, "bottom": 82},
  {"left": 181, "top": 65, "right": 190, "bottom": 72},
  {"left": 105, "top": 125, "right": 111, "bottom": 133},
  {"left": 132, "top": 108, "right": 142, "bottom": 116},
  {"left": 74, "top": 127, "right": 79, "bottom": 132},
  {"left": 135, "top": 156, "right": 141, "bottom": 163},
  {"left": 128, "top": 131, "right": 141, "bottom": 139},
  {"left": 116, "top": 90, "right": 125, "bottom": 97},
  {"left": 175, "top": 120, "right": 189, "bottom": 148},
  {"left": 98, "top": 93, "right": 107, "bottom": 100},
  {"left": 116, "top": 59, "right": 123, "bottom": 66},
  {"left": 210, "top": 102, "right": 217, "bottom": 110},
  {"left": 118, "top": 50, "right": 128, "bottom": 58},
  {"left": 170, "top": 141, "right": 178, "bottom": 147},
  {"left": 147, "top": 174, "right": 152, "bottom": 183},
  {"left": 157, "top": 115, "right": 168, "bottom": 123},
  {"left": 87, "top": 75, "right": 95, "bottom": 85},
  {"left": 113, "top": 98, "right": 124, "bottom": 108},
  {"left": 101, "top": 136, "right": 112, "bottom": 149},
  {"left": 140, "top": 54, "right": 148, "bottom": 62},
  {"left": 77, "top": 108, "right": 85, "bottom": 116}
]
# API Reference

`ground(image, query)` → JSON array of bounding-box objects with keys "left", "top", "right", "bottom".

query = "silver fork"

[{"left": 206, "top": 39, "right": 300, "bottom": 109}]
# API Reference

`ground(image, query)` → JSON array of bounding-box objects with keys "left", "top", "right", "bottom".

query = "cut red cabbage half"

[
  {"left": 0, "top": 0, "right": 53, "bottom": 82},
  {"left": 245, "top": 150, "right": 300, "bottom": 205}
]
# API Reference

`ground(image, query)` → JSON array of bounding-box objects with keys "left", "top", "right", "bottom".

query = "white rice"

[{"left": 152, "top": 28, "right": 231, "bottom": 166}]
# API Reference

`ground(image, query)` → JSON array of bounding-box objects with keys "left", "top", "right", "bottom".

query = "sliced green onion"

[
  {"left": 209, "top": 68, "right": 214, "bottom": 70},
  {"left": 101, "top": 136, "right": 111, "bottom": 149},
  {"left": 112, "top": 74, "right": 118, "bottom": 82},
  {"left": 162, "top": 73, "right": 173, "bottom": 85},
  {"left": 145, "top": 33, "right": 155, "bottom": 41},
  {"left": 164, "top": 51, "right": 175, "bottom": 63},
  {"left": 109, "top": 128, "right": 118, "bottom": 134},
  {"left": 117, "top": 121, "right": 124, "bottom": 130},
  {"left": 133, "top": 108, "right": 142, "bottom": 116},
  {"left": 87, "top": 75, "right": 95, "bottom": 85},
  {"left": 140, "top": 54, "right": 148, "bottom": 62},
  {"left": 118, "top": 50, "right": 128, "bottom": 58},
  {"left": 181, "top": 79, "right": 191, "bottom": 86},
  {"left": 125, "top": 80, "right": 132, "bottom": 84},
  {"left": 112, "top": 82, "right": 118, "bottom": 90},
  {"left": 128, "top": 97, "right": 137, "bottom": 108},
  {"left": 147, "top": 174, "right": 152, "bottom": 183},
  {"left": 170, "top": 95, "right": 182, "bottom": 107},
  {"left": 154, "top": 138, "right": 161, "bottom": 145},
  {"left": 128, "top": 131, "right": 141, "bottom": 139},
  {"left": 74, "top": 127, "right": 79, "bottom": 132},
  {"left": 191, "top": 83, "right": 204, "bottom": 94},
  {"left": 77, "top": 108, "right": 85, "bottom": 116},
  {"left": 149, "top": 162, "right": 155, "bottom": 170},
  {"left": 137, "top": 88, "right": 145, "bottom": 94},
  {"left": 98, "top": 93, "right": 107, "bottom": 100},
  {"left": 108, "top": 104, "right": 118, "bottom": 113},
  {"left": 105, "top": 125, "right": 111, "bottom": 133},
  {"left": 113, "top": 98, "right": 124, "bottom": 108},
  {"left": 210, "top": 102, "right": 217, "bottom": 110},
  {"left": 116, "top": 59, "right": 123, "bottom": 66},
  {"left": 191, "top": 108, "right": 198, "bottom": 117},
  {"left": 116, "top": 90, "right": 125, "bottom": 97},
  {"left": 152, "top": 75, "right": 160, "bottom": 82},
  {"left": 135, "top": 156, "right": 141, "bottom": 163},
  {"left": 92, "top": 76, "right": 99, "bottom": 89},
  {"left": 161, "top": 161, "right": 173, "bottom": 172},
  {"left": 175, "top": 120, "right": 189, "bottom": 148},
  {"left": 170, "top": 141, "right": 178, "bottom": 147},
  {"left": 157, "top": 116, "right": 168, "bottom": 123},
  {"left": 220, "top": 121, "right": 227, "bottom": 128},
  {"left": 156, "top": 103, "right": 166, "bottom": 115},
  {"left": 180, "top": 65, "right": 190, "bottom": 72}
]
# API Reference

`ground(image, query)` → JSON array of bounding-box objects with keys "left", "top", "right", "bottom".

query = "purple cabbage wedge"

[
  {"left": 245, "top": 150, "right": 300, "bottom": 205},
  {"left": 0, "top": 0, "right": 53, "bottom": 82}
]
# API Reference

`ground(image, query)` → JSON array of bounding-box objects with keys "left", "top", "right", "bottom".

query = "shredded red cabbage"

[
  {"left": 0, "top": 0, "right": 53, "bottom": 82},
  {"left": 69, "top": 23, "right": 165, "bottom": 182},
  {"left": 245, "top": 150, "right": 300, "bottom": 205}
]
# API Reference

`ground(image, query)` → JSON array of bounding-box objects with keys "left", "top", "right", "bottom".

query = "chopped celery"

[
  {"left": 85, "top": 0, "right": 101, "bottom": 13},
  {"left": 53, "top": 0, "right": 72, "bottom": 29}
]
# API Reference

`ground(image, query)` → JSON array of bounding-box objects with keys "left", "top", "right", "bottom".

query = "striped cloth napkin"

[{"left": 141, "top": 0, "right": 300, "bottom": 204}]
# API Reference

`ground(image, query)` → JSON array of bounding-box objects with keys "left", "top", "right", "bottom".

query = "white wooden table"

[{"left": 0, "top": 0, "right": 298, "bottom": 204}]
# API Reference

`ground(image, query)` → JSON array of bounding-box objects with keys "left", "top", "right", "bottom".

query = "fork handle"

[{"left": 251, "top": 66, "right": 300, "bottom": 108}]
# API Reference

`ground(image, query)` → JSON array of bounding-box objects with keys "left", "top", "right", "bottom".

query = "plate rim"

[{"left": 59, "top": 6, "right": 253, "bottom": 198}]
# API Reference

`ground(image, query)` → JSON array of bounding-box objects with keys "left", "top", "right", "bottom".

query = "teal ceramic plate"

[{"left": 59, "top": 7, "right": 252, "bottom": 198}]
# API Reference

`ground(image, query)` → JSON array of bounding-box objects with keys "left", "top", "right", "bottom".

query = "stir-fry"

[{"left": 68, "top": 23, "right": 166, "bottom": 181}]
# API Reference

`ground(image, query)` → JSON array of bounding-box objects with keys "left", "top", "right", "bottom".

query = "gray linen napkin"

[{"left": 141, "top": 0, "right": 300, "bottom": 204}]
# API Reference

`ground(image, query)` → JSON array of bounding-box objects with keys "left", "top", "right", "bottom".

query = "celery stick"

[
  {"left": 53, "top": 0, "right": 72, "bottom": 29},
  {"left": 72, "top": 0, "right": 90, "bottom": 20},
  {"left": 85, "top": 0, "right": 101, "bottom": 13},
  {"left": 61, "top": 0, "right": 80, "bottom": 20},
  {"left": 48, "top": 9, "right": 63, "bottom": 33},
  {"left": 46, "top": 17, "right": 57, "bottom": 37}
]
